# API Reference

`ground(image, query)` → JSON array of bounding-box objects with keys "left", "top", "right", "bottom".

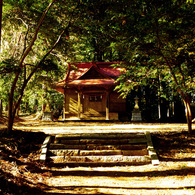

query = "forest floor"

[{"left": 0, "top": 115, "right": 195, "bottom": 195}]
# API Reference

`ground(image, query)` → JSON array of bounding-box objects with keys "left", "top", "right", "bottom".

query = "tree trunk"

[
  {"left": 159, "top": 52, "right": 193, "bottom": 134},
  {"left": 7, "top": 71, "right": 20, "bottom": 133},
  {"left": 183, "top": 96, "right": 193, "bottom": 134},
  {"left": 6, "top": 1, "right": 56, "bottom": 133},
  {"left": 7, "top": 97, "right": 15, "bottom": 133},
  {"left": 16, "top": 104, "right": 20, "bottom": 116}
]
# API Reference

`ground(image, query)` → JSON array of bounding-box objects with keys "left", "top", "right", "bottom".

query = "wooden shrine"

[{"left": 54, "top": 62, "right": 127, "bottom": 120}]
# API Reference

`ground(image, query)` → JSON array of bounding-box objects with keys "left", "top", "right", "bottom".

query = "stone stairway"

[{"left": 41, "top": 132, "right": 159, "bottom": 166}]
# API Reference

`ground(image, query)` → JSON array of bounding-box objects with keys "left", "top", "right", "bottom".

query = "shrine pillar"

[
  {"left": 106, "top": 91, "right": 110, "bottom": 120},
  {"left": 78, "top": 91, "right": 82, "bottom": 119},
  {"left": 63, "top": 88, "right": 66, "bottom": 119}
]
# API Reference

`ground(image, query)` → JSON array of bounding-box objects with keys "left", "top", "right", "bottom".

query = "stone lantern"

[
  {"left": 42, "top": 102, "right": 53, "bottom": 121},
  {"left": 131, "top": 96, "right": 142, "bottom": 122}
]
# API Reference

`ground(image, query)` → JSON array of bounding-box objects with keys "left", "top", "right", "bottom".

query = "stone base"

[
  {"left": 131, "top": 110, "right": 142, "bottom": 122},
  {"left": 42, "top": 112, "right": 53, "bottom": 121}
]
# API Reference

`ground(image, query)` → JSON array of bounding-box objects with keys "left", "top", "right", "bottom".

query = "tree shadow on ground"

[
  {"left": 0, "top": 130, "right": 47, "bottom": 194},
  {"left": 0, "top": 169, "right": 44, "bottom": 195},
  {"left": 46, "top": 167, "right": 195, "bottom": 178},
  {"left": 1, "top": 129, "right": 195, "bottom": 194},
  {"left": 44, "top": 185, "right": 195, "bottom": 195},
  {"left": 152, "top": 130, "right": 195, "bottom": 161}
]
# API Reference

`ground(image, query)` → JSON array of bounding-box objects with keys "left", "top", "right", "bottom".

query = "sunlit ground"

[
  {"left": 1, "top": 116, "right": 195, "bottom": 194},
  {"left": 12, "top": 119, "right": 194, "bottom": 135},
  {"left": 43, "top": 161, "right": 195, "bottom": 195}
]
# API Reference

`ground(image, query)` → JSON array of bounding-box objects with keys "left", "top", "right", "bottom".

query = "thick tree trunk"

[
  {"left": 7, "top": 113, "right": 14, "bottom": 133},
  {"left": 7, "top": 96, "right": 15, "bottom": 133},
  {"left": 183, "top": 97, "right": 193, "bottom": 134},
  {"left": 6, "top": 1, "right": 56, "bottom": 133},
  {"left": 7, "top": 71, "right": 20, "bottom": 133}
]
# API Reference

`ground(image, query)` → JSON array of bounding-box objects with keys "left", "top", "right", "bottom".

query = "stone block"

[
  {"left": 42, "top": 112, "right": 53, "bottom": 121},
  {"left": 122, "top": 149, "right": 148, "bottom": 156},
  {"left": 109, "top": 113, "right": 118, "bottom": 120},
  {"left": 131, "top": 110, "right": 142, "bottom": 121}
]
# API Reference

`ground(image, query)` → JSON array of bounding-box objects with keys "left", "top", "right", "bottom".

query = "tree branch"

[
  {"left": 14, "top": 29, "right": 67, "bottom": 114},
  {"left": 18, "top": 0, "right": 56, "bottom": 68}
]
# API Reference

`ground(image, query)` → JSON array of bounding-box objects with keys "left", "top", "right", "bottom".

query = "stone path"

[{"left": 12, "top": 120, "right": 193, "bottom": 135}]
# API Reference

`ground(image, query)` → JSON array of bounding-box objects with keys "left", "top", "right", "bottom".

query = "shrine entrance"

[{"left": 83, "top": 93, "right": 106, "bottom": 115}]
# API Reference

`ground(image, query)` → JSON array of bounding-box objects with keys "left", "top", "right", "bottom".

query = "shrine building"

[{"left": 54, "top": 61, "right": 127, "bottom": 120}]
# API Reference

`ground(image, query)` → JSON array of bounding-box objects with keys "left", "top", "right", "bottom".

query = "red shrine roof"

[{"left": 54, "top": 62, "right": 125, "bottom": 91}]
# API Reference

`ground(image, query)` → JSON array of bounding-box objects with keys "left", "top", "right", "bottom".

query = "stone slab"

[
  {"left": 122, "top": 149, "right": 148, "bottom": 156},
  {"left": 50, "top": 155, "right": 151, "bottom": 164},
  {"left": 79, "top": 138, "right": 147, "bottom": 145},
  {"left": 60, "top": 140, "right": 80, "bottom": 145},
  {"left": 85, "top": 144, "right": 147, "bottom": 150},
  {"left": 42, "top": 112, "right": 53, "bottom": 121},
  {"left": 40, "top": 136, "right": 52, "bottom": 161},
  {"left": 55, "top": 133, "right": 146, "bottom": 140},
  {"left": 145, "top": 131, "right": 159, "bottom": 165},
  {"left": 79, "top": 150, "right": 122, "bottom": 156},
  {"left": 49, "top": 143, "right": 86, "bottom": 150},
  {"left": 131, "top": 111, "right": 142, "bottom": 121},
  {"left": 49, "top": 149, "right": 79, "bottom": 156}
]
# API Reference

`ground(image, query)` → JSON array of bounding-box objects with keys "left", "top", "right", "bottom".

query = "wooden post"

[
  {"left": 63, "top": 89, "right": 66, "bottom": 120},
  {"left": 106, "top": 91, "right": 110, "bottom": 120},
  {"left": 81, "top": 93, "right": 84, "bottom": 113},
  {"left": 78, "top": 91, "right": 81, "bottom": 119}
]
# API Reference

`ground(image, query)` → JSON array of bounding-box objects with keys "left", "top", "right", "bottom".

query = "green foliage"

[
  {"left": 0, "top": 58, "right": 20, "bottom": 74},
  {"left": 111, "top": 0, "right": 195, "bottom": 99},
  {"left": 0, "top": 0, "right": 194, "bottom": 117}
]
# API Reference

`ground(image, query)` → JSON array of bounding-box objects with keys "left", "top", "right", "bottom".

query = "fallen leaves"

[{"left": 0, "top": 121, "right": 195, "bottom": 194}]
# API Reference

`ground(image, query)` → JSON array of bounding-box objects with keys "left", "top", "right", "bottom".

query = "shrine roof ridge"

[{"left": 70, "top": 61, "right": 125, "bottom": 68}]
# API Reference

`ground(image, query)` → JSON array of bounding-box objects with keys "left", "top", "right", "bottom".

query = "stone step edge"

[
  {"left": 40, "top": 136, "right": 52, "bottom": 161},
  {"left": 57, "top": 138, "right": 147, "bottom": 144},
  {"left": 55, "top": 133, "right": 146, "bottom": 140},
  {"left": 145, "top": 131, "right": 160, "bottom": 166},
  {"left": 49, "top": 143, "right": 147, "bottom": 150},
  {"left": 48, "top": 155, "right": 151, "bottom": 164},
  {"left": 50, "top": 138, "right": 147, "bottom": 147},
  {"left": 48, "top": 149, "right": 148, "bottom": 156},
  {"left": 50, "top": 143, "right": 147, "bottom": 151}
]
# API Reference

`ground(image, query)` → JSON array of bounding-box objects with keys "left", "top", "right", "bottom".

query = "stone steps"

[
  {"left": 54, "top": 133, "right": 146, "bottom": 140},
  {"left": 49, "top": 155, "right": 150, "bottom": 164},
  {"left": 50, "top": 139, "right": 147, "bottom": 148},
  {"left": 42, "top": 131, "right": 159, "bottom": 166},
  {"left": 48, "top": 148, "right": 148, "bottom": 156},
  {"left": 49, "top": 143, "right": 147, "bottom": 150}
]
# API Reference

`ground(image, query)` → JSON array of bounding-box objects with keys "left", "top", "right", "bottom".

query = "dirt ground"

[{"left": 0, "top": 116, "right": 195, "bottom": 195}]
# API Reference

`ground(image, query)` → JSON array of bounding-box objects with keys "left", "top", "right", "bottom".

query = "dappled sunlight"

[
  {"left": 12, "top": 118, "right": 194, "bottom": 135},
  {"left": 69, "top": 97, "right": 78, "bottom": 114},
  {"left": 41, "top": 127, "right": 195, "bottom": 194},
  {"left": 1, "top": 119, "right": 195, "bottom": 194},
  {"left": 44, "top": 162, "right": 195, "bottom": 194}
]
